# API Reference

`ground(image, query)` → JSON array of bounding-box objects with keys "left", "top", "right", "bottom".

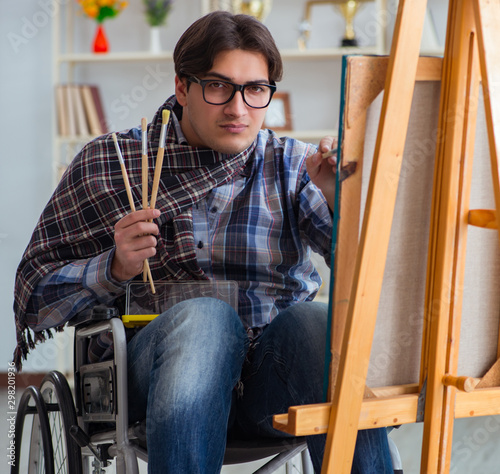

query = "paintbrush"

[
  {"left": 112, "top": 132, "right": 156, "bottom": 294},
  {"left": 141, "top": 117, "right": 149, "bottom": 283},
  {"left": 322, "top": 149, "right": 336, "bottom": 159}
]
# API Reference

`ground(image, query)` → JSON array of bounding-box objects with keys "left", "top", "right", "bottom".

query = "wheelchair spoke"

[
  {"left": 38, "top": 372, "right": 83, "bottom": 474},
  {"left": 48, "top": 409, "right": 68, "bottom": 473},
  {"left": 28, "top": 414, "right": 45, "bottom": 474}
]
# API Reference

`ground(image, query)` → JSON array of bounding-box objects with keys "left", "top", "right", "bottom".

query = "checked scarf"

[{"left": 13, "top": 96, "right": 254, "bottom": 369}]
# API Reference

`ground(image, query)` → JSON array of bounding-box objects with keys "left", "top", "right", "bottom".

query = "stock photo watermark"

[
  {"left": 6, "top": 362, "right": 17, "bottom": 468},
  {"left": 7, "top": 0, "right": 69, "bottom": 54},
  {"left": 109, "top": 64, "right": 172, "bottom": 123},
  {"left": 450, "top": 415, "right": 500, "bottom": 472}
]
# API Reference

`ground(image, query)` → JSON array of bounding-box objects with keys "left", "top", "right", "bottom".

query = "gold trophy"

[
  {"left": 337, "top": 0, "right": 362, "bottom": 47},
  {"left": 298, "top": 0, "right": 370, "bottom": 49},
  {"left": 230, "top": 0, "right": 273, "bottom": 21}
]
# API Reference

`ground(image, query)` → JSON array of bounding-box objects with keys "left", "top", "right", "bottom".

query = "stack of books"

[{"left": 55, "top": 84, "right": 108, "bottom": 137}]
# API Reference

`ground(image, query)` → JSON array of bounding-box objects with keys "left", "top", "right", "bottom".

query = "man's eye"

[
  {"left": 208, "top": 81, "right": 228, "bottom": 90},
  {"left": 246, "top": 85, "right": 265, "bottom": 94}
]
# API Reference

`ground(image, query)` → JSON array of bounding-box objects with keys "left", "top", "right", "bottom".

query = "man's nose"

[{"left": 223, "top": 89, "right": 248, "bottom": 116}]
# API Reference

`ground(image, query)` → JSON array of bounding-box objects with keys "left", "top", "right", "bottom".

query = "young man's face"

[{"left": 175, "top": 49, "right": 270, "bottom": 155}]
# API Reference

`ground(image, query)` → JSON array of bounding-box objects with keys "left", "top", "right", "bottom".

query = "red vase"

[{"left": 93, "top": 24, "right": 109, "bottom": 53}]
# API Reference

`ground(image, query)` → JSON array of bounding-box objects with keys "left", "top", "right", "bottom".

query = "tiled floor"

[{"left": 2, "top": 387, "right": 499, "bottom": 473}]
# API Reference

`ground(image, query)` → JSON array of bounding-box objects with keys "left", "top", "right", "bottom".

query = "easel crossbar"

[{"left": 273, "top": 387, "right": 500, "bottom": 437}]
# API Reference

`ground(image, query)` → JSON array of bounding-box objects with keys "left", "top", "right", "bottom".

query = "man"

[{"left": 14, "top": 11, "right": 393, "bottom": 473}]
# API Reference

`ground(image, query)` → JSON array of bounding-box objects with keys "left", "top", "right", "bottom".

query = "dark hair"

[{"left": 173, "top": 11, "right": 283, "bottom": 84}]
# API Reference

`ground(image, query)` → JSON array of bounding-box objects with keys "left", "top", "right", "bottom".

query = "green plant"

[{"left": 144, "top": 0, "right": 173, "bottom": 27}]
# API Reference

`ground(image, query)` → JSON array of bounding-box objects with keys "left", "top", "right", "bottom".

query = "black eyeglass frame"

[{"left": 187, "top": 76, "right": 277, "bottom": 109}]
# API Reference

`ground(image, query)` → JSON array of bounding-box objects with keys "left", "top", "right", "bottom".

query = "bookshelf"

[{"left": 52, "top": 0, "right": 391, "bottom": 185}]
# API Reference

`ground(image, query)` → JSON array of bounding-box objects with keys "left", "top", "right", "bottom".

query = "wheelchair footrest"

[
  {"left": 70, "top": 425, "right": 111, "bottom": 466},
  {"left": 70, "top": 424, "right": 91, "bottom": 448}
]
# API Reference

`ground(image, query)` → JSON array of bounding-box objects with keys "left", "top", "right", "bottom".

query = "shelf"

[
  {"left": 280, "top": 46, "right": 381, "bottom": 60},
  {"left": 56, "top": 47, "right": 381, "bottom": 65},
  {"left": 57, "top": 51, "right": 174, "bottom": 63}
]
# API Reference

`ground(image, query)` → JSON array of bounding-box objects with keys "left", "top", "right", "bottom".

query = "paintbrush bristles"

[
  {"left": 162, "top": 109, "right": 170, "bottom": 124},
  {"left": 159, "top": 111, "right": 169, "bottom": 148},
  {"left": 112, "top": 133, "right": 125, "bottom": 165},
  {"left": 150, "top": 110, "right": 171, "bottom": 211}
]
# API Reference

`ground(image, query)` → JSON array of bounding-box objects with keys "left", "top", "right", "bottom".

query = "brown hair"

[{"left": 173, "top": 11, "right": 283, "bottom": 84}]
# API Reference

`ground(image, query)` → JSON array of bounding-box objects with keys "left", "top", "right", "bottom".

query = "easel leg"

[
  {"left": 422, "top": 0, "right": 500, "bottom": 472},
  {"left": 320, "top": 1, "right": 428, "bottom": 472},
  {"left": 440, "top": 34, "right": 481, "bottom": 472},
  {"left": 420, "top": 0, "right": 478, "bottom": 471}
]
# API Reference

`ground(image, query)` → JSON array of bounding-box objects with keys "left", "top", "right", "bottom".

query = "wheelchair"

[
  {"left": 12, "top": 294, "right": 313, "bottom": 474},
  {"left": 12, "top": 281, "right": 403, "bottom": 474}
]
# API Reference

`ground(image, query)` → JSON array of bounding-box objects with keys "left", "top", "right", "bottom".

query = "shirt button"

[
  {"left": 197, "top": 241, "right": 204, "bottom": 249},
  {"left": 210, "top": 207, "right": 218, "bottom": 213}
]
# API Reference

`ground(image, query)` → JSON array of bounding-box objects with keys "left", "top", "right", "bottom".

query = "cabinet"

[{"left": 52, "top": 0, "right": 389, "bottom": 183}]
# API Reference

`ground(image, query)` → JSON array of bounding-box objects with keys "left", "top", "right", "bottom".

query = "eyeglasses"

[{"left": 188, "top": 76, "right": 277, "bottom": 109}]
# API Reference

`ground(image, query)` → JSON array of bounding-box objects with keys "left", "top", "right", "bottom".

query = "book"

[
  {"left": 63, "top": 84, "right": 76, "bottom": 137},
  {"left": 89, "top": 85, "right": 108, "bottom": 134},
  {"left": 71, "top": 84, "right": 89, "bottom": 136},
  {"left": 81, "top": 85, "right": 102, "bottom": 135},
  {"left": 55, "top": 85, "right": 68, "bottom": 136}
]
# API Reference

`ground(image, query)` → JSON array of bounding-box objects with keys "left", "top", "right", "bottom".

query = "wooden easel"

[{"left": 273, "top": 0, "right": 500, "bottom": 472}]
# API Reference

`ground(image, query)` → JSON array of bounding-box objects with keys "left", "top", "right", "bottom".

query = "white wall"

[
  {"left": 1, "top": 2, "right": 58, "bottom": 373},
  {"left": 0, "top": 0, "right": 448, "bottom": 374}
]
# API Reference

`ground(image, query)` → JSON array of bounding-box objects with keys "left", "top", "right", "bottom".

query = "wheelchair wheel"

[
  {"left": 38, "top": 371, "right": 83, "bottom": 474},
  {"left": 12, "top": 386, "right": 54, "bottom": 474}
]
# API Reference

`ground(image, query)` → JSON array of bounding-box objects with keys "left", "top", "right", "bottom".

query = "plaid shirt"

[{"left": 19, "top": 99, "right": 333, "bottom": 363}]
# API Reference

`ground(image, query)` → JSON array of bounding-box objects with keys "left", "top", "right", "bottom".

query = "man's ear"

[{"left": 175, "top": 76, "right": 188, "bottom": 106}]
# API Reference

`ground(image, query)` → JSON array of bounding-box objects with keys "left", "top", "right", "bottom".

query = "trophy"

[
  {"left": 298, "top": 0, "right": 371, "bottom": 50},
  {"left": 230, "top": 0, "right": 273, "bottom": 21},
  {"left": 337, "top": 0, "right": 362, "bottom": 47}
]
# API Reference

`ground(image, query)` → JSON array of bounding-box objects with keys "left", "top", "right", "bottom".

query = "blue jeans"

[{"left": 127, "top": 298, "right": 393, "bottom": 473}]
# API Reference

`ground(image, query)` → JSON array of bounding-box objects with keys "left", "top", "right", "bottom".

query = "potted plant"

[{"left": 143, "top": 0, "right": 173, "bottom": 54}]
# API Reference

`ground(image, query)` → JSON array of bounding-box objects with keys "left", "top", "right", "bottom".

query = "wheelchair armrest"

[{"left": 69, "top": 305, "right": 119, "bottom": 328}]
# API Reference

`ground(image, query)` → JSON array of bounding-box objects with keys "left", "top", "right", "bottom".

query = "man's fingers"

[
  {"left": 318, "top": 136, "right": 337, "bottom": 155},
  {"left": 118, "top": 208, "right": 160, "bottom": 227},
  {"left": 116, "top": 209, "right": 160, "bottom": 233},
  {"left": 306, "top": 152, "right": 322, "bottom": 179}
]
